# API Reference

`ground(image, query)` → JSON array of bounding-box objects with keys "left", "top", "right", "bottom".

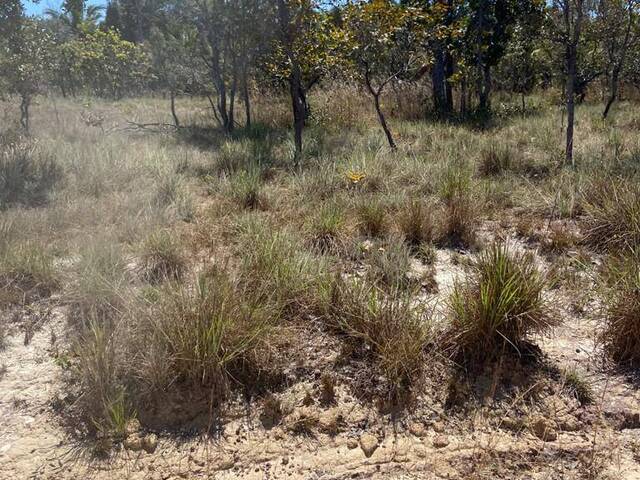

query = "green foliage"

[{"left": 54, "top": 28, "right": 151, "bottom": 98}]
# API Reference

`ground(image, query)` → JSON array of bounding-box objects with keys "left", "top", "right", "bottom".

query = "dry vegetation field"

[{"left": 2, "top": 89, "right": 640, "bottom": 479}]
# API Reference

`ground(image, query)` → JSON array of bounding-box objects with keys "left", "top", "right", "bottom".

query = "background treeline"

[{"left": 1, "top": 0, "right": 640, "bottom": 162}]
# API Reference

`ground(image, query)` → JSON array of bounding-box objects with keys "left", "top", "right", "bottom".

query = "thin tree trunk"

[
  {"left": 290, "top": 65, "right": 305, "bottom": 164},
  {"left": 20, "top": 94, "right": 30, "bottom": 133},
  {"left": 170, "top": 90, "right": 180, "bottom": 128},
  {"left": 431, "top": 46, "right": 448, "bottom": 117},
  {"left": 565, "top": 43, "right": 577, "bottom": 167},
  {"left": 365, "top": 74, "right": 396, "bottom": 150},
  {"left": 603, "top": 69, "right": 619, "bottom": 119},
  {"left": 242, "top": 65, "right": 251, "bottom": 129}
]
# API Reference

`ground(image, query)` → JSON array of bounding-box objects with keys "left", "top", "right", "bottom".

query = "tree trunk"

[
  {"left": 431, "top": 46, "right": 448, "bottom": 117},
  {"left": 603, "top": 68, "right": 620, "bottom": 119},
  {"left": 289, "top": 65, "right": 305, "bottom": 164},
  {"left": 565, "top": 43, "right": 577, "bottom": 167},
  {"left": 444, "top": 50, "right": 454, "bottom": 112},
  {"left": 170, "top": 90, "right": 180, "bottom": 128},
  {"left": 365, "top": 74, "right": 396, "bottom": 150},
  {"left": 479, "top": 64, "right": 492, "bottom": 112},
  {"left": 20, "top": 94, "right": 30, "bottom": 133},
  {"left": 460, "top": 77, "right": 467, "bottom": 116},
  {"left": 242, "top": 65, "right": 251, "bottom": 129}
]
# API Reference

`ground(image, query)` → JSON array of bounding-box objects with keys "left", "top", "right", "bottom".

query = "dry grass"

[{"left": 600, "top": 252, "right": 640, "bottom": 365}]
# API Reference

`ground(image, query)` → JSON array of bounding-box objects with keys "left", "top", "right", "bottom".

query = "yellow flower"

[{"left": 346, "top": 170, "right": 366, "bottom": 184}]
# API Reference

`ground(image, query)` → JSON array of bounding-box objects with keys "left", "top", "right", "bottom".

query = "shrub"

[
  {"left": 357, "top": 199, "right": 387, "bottom": 237},
  {"left": 0, "top": 142, "right": 63, "bottom": 209},
  {"left": 584, "top": 178, "right": 640, "bottom": 251},
  {"left": 600, "top": 254, "right": 640, "bottom": 365},
  {"left": 447, "top": 242, "right": 555, "bottom": 363},
  {"left": 325, "top": 277, "right": 431, "bottom": 398},
  {"left": 138, "top": 231, "right": 186, "bottom": 283}
]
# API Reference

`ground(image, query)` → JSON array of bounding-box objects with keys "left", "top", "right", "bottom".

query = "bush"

[
  {"left": 325, "top": 277, "right": 431, "bottom": 398},
  {"left": 448, "top": 242, "right": 555, "bottom": 363},
  {"left": 600, "top": 254, "right": 640, "bottom": 365},
  {"left": 0, "top": 141, "right": 63, "bottom": 210},
  {"left": 584, "top": 178, "right": 640, "bottom": 251}
]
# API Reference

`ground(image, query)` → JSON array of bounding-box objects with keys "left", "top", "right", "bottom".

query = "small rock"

[
  {"left": 622, "top": 411, "right": 640, "bottom": 429},
  {"left": 433, "top": 435, "right": 449, "bottom": 448},
  {"left": 217, "top": 455, "right": 235, "bottom": 470},
  {"left": 501, "top": 417, "right": 524, "bottom": 431},
  {"left": 409, "top": 422, "right": 427, "bottom": 438},
  {"left": 432, "top": 421, "right": 446, "bottom": 433},
  {"left": 126, "top": 418, "right": 141, "bottom": 435},
  {"left": 124, "top": 433, "right": 144, "bottom": 451},
  {"left": 530, "top": 416, "right": 557, "bottom": 441},
  {"left": 142, "top": 434, "right": 158, "bottom": 453},
  {"left": 558, "top": 416, "right": 581, "bottom": 432},
  {"left": 359, "top": 433, "right": 379, "bottom": 458},
  {"left": 346, "top": 438, "right": 359, "bottom": 449}
]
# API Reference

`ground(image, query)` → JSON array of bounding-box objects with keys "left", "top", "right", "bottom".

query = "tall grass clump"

[
  {"left": 367, "top": 236, "right": 415, "bottom": 290},
  {"left": 325, "top": 277, "right": 431, "bottom": 399},
  {"left": 599, "top": 253, "right": 640, "bottom": 365},
  {"left": 238, "top": 223, "right": 330, "bottom": 318},
  {"left": 357, "top": 199, "right": 387, "bottom": 237},
  {"left": 138, "top": 230, "right": 186, "bottom": 283},
  {"left": 309, "top": 202, "right": 345, "bottom": 253},
  {"left": 583, "top": 178, "right": 640, "bottom": 251},
  {"left": 67, "top": 241, "right": 129, "bottom": 326},
  {"left": 0, "top": 141, "right": 63, "bottom": 209},
  {"left": 151, "top": 274, "right": 274, "bottom": 393},
  {"left": 397, "top": 199, "right": 434, "bottom": 248},
  {"left": 438, "top": 166, "right": 477, "bottom": 248},
  {"left": 448, "top": 242, "right": 555, "bottom": 363},
  {"left": 478, "top": 145, "right": 513, "bottom": 177},
  {"left": 0, "top": 242, "right": 58, "bottom": 304},
  {"left": 228, "top": 169, "right": 266, "bottom": 210}
]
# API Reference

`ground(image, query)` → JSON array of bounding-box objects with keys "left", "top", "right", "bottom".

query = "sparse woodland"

[{"left": 2, "top": 0, "right": 640, "bottom": 478}]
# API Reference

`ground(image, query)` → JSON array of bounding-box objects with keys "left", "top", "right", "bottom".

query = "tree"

[
  {"left": 271, "top": 0, "right": 338, "bottom": 162},
  {"left": 597, "top": 0, "right": 639, "bottom": 118},
  {"left": 55, "top": 28, "right": 151, "bottom": 99},
  {"left": 339, "top": 0, "right": 421, "bottom": 149},
  {"left": 0, "top": 19, "right": 52, "bottom": 131},
  {"left": 45, "top": 0, "right": 104, "bottom": 33},
  {"left": 149, "top": 20, "right": 202, "bottom": 127},
  {"left": 547, "top": 0, "right": 590, "bottom": 167}
]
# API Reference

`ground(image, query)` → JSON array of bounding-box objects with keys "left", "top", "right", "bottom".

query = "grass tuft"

[{"left": 447, "top": 242, "right": 555, "bottom": 363}]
